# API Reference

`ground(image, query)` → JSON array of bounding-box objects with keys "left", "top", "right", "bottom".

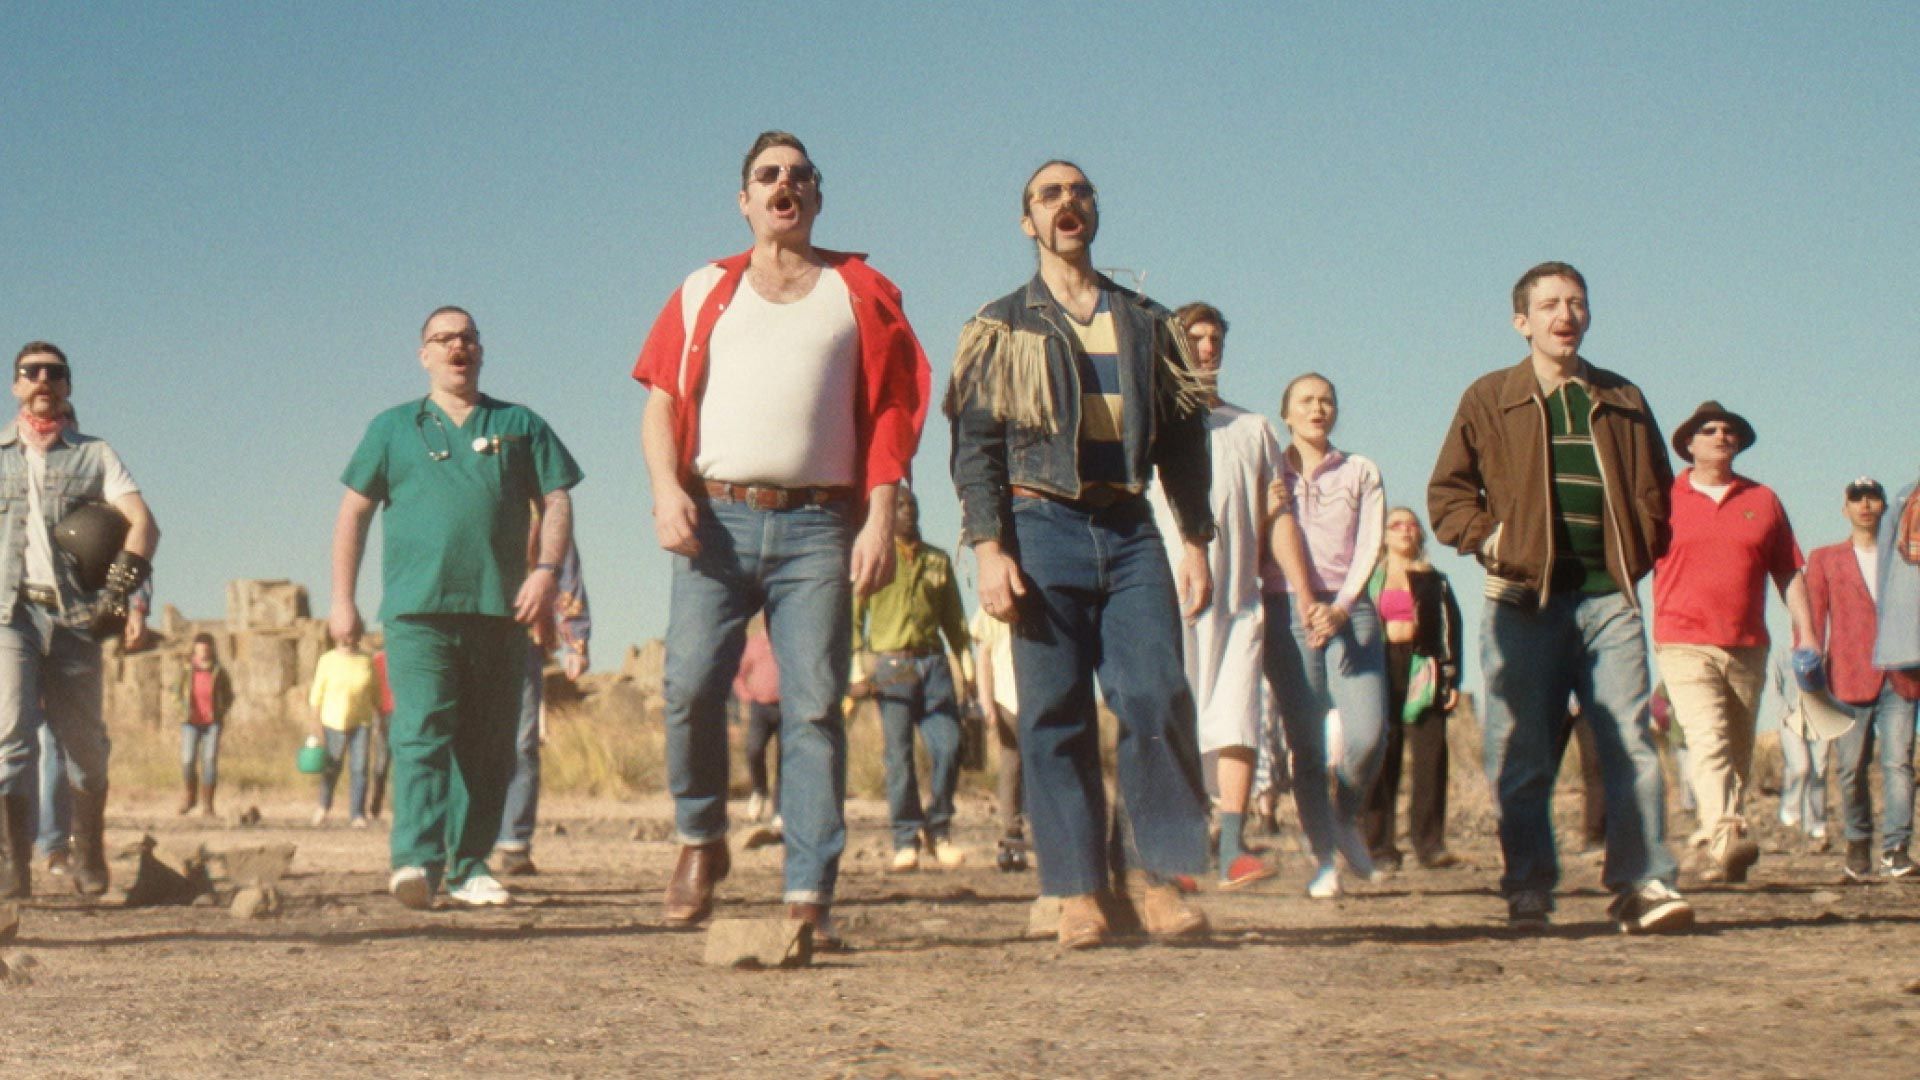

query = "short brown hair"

[
  {"left": 191, "top": 633, "right": 218, "bottom": 655},
  {"left": 1021, "top": 158, "right": 1086, "bottom": 215},
  {"left": 1512, "top": 262, "right": 1587, "bottom": 314},
  {"left": 16, "top": 341, "right": 67, "bottom": 366},
  {"left": 741, "top": 131, "right": 814, "bottom": 190},
  {"left": 420, "top": 306, "right": 478, "bottom": 342},
  {"left": 1174, "top": 303, "right": 1228, "bottom": 335}
]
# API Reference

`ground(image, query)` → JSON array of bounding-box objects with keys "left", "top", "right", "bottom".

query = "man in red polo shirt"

[
  {"left": 633, "top": 131, "right": 930, "bottom": 948},
  {"left": 1653, "top": 401, "right": 1815, "bottom": 883}
]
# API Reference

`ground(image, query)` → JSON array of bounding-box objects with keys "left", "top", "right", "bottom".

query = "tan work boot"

[
  {"left": 1056, "top": 894, "right": 1109, "bottom": 949},
  {"left": 1132, "top": 880, "right": 1209, "bottom": 939}
]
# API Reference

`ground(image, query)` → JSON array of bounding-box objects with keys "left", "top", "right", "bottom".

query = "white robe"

[{"left": 1149, "top": 402, "right": 1282, "bottom": 754}]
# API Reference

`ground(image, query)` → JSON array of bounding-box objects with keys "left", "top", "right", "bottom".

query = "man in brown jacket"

[{"left": 1428, "top": 261, "right": 1692, "bottom": 935}]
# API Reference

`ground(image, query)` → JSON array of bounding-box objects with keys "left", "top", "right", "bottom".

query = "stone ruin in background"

[{"left": 101, "top": 579, "right": 665, "bottom": 734}]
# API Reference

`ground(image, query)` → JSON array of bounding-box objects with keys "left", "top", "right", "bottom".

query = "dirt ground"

[{"left": 4, "top": 788, "right": 1920, "bottom": 1080}]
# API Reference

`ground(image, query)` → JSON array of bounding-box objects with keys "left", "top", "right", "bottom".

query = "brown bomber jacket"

[{"left": 1426, "top": 358, "right": 1674, "bottom": 610}]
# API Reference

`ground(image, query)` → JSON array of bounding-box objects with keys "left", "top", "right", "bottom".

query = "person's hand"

[
  {"left": 1296, "top": 600, "right": 1331, "bottom": 648},
  {"left": 123, "top": 607, "right": 148, "bottom": 650},
  {"left": 1176, "top": 542, "right": 1212, "bottom": 621},
  {"left": 563, "top": 649, "right": 588, "bottom": 682},
  {"left": 1791, "top": 648, "right": 1827, "bottom": 695},
  {"left": 1441, "top": 688, "right": 1459, "bottom": 712},
  {"left": 652, "top": 484, "right": 702, "bottom": 557},
  {"left": 849, "top": 517, "right": 896, "bottom": 599},
  {"left": 848, "top": 679, "right": 874, "bottom": 701},
  {"left": 976, "top": 542, "right": 1028, "bottom": 624},
  {"left": 328, "top": 601, "right": 363, "bottom": 647},
  {"left": 1310, "top": 604, "right": 1349, "bottom": 640},
  {"left": 514, "top": 567, "right": 558, "bottom": 625}
]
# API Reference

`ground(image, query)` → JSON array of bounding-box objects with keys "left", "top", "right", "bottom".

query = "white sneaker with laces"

[
  {"left": 1306, "top": 865, "right": 1342, "bottom": 899},
  {"left": 930, "top": 837, "right": 967, "bottom": 869},
  {"left": 449, "top": 873, "right": 512, "bottom": 906},
  {"left": 389, "top": 866, "right": 434, "bottom": 910}
]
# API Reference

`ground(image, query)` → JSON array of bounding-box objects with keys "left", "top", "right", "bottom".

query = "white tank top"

[{"left": 695, "top": 268, "right": 859, "bottom": 488}]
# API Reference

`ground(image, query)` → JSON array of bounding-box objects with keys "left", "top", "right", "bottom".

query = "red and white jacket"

[
  {"left": 1807, "top": 541, "right": 1920, "bottom": 705},
  {"left": 632, "top": 248, "right": 930, "bottom": 499}
]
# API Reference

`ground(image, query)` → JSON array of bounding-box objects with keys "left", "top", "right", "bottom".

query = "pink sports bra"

[{"left": 1377, "top": 587, "right": 1415, "bottom": 624}]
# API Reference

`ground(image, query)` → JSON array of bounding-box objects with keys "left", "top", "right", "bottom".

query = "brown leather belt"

[
  {"left": 1010, "top": 484, "right": 1138, "bottom": 511},
  {"left": 700, "top": 479, "right": 852, "bottom": 512},
  {"left": 876, "top": 647, "right": 942, "bottom": 660},
  {"left": 20, "top": 584, "right": 58, "bottom": 611}
]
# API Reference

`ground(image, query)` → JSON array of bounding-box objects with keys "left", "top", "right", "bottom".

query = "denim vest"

[
  {"left": 0, "top": 422, "right": 118, "bottom": 628},
  {"left": 946, "top": 274, "right": 1214, "bottom": 548}
]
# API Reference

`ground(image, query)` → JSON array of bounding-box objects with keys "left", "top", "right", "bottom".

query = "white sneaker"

[
  {"left": 449, "top": 873, "right": 512, "bottom": 906},
  {"left": 888, "top": 847, "right": 921, "bottom": 873},
  {"left": 389, "top": 866, "right": 434, "bottom": 910},
  {"left": 310, "top": 807, "right": 329, "bottom": 827},
  {"left": 746, "top": 792, "right": 768, "bottom": 823},
  {"left": 929, "top": 836, "right": 967, "bottom": 869},
  {"left": 1307, "top": 865, "right": 1342, "bottom": 899}
]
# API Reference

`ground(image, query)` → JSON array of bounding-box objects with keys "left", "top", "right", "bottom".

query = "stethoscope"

[{"left": 414, "top": 398, "right": 522, "bottom": 462}]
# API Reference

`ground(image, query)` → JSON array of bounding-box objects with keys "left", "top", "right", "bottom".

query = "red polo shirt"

[{"left": 1653, "top": 471, "right": 1803, "bottom": 647}]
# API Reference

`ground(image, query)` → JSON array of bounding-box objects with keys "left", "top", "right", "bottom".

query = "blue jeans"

[
  {"left": 1261, "top": 592, "right": 1389, "bottom": 870},
  {"left": 1776, "top": 726, "right": 1828, "bottom": 833},
  {"left": 873, "top": 653, "right": 962, "bottom": 850},
  {"left": 0, "top": 607, "right": 107, "bottom": 798},
  {"left": 1833, "top": 683, "right": 1918, "bottom": 850},
  {"left": 1481, "top": 591, "right": 1677, "bottom": 897},
  {"left": 496, "top": 645, "right": 545, "bottom": 851},
  {"left": 319, "top": 725, "right": 370, "bottom": 818},
  {"left": 180, "top": 722, "right": 221, "bottom": 786},
  {"left": 1008, "top": 495, "right": 1209, "bottom": 898},
  {"left": 33, "top": 723, "right": 71, "bottom": 856},
  {"left": 663, "top": 498, "right": 853, "bottom": 904}
]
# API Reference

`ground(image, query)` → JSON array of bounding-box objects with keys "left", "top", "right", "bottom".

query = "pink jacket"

[{"left": 1807, "top": 542, "right": 1920, "bottom": 705}]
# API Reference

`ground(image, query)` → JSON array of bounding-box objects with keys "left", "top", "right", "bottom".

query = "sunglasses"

[
  {"left": 749, "top": 163, "right": 820, "bottom": 187},
  {"left": 15, "top": 362, "right": 70, "bottom": 383},
  {"left": 1030, "top": 181, "right": 1097, "bottom": 209},
  {"left": 424, "top": 331, "right": 479, "bottom": 348}
]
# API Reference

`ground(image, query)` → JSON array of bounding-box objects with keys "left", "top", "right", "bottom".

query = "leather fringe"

[{"left": 943, "top": 317, "right": 1058, "bottom": 432}]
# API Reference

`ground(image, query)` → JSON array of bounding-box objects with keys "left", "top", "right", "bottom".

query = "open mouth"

[
  {"left": 1054, "top": 209, "right": 1084, "bottom": 237},
  {"left": 769, "top": 192, "right": 799, "bottom": 217}
]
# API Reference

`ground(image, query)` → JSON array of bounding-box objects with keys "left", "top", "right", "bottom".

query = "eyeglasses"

[
  {"left": 1030, "top": 181, "right": 1097, "bottom": 209},
  {"left": 15, "top": 362, "right": 70, "bottom": 383},
  {"left": 425, "top": 331, "right": 479, "bottom": 349},
  {"left": 749, "top": 163, "right": 820, "bottom": 187}
]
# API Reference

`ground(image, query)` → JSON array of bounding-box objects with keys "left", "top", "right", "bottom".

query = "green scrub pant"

[{"left": 383, "top": 615, "right": 528, "bottom": 888}]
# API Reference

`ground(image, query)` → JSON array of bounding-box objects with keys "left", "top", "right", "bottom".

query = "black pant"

[
  {"left": 744, "top": 700, "right": 780, "bottom": 799},
  {"left": 1366, "top": 641, "right": 1451, "bottom": 860}
]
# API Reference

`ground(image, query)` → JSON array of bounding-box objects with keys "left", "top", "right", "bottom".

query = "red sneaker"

[{"left": 1220, "top": 854, "right": 1278, "bottom": 892}]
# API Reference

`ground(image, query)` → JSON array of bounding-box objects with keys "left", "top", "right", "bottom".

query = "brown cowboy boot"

[
  {"left": 0, "top": 793, "right": 32, "bottom": 899},
  {"left": 661, "top": 840, "right": 730, "bottom": 925},
  {"left": 68, "top": 784, "right": 111, "bottom": 896}
]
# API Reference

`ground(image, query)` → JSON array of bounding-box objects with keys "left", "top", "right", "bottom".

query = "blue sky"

[{"left": 6, "top": 4, "right": 1916, "bottom": 678}]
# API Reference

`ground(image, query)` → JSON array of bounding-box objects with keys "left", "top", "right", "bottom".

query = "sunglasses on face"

[
  {"left": 15, "top": 362, "right": 70, "bottom": 383},
  {"left": 1030, "top": 181, "right": 1097, "bottom": 209},
  {"left": 749, "top": 163, "right": 820, "bottom": 187},
  {"left": 424, "top": 332, "right": 480, "bottom": 348}
]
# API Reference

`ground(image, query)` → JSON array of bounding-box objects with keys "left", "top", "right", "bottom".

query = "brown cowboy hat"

[{"left": 1671, "top": 400, "right": 1756, "bottom": 462}]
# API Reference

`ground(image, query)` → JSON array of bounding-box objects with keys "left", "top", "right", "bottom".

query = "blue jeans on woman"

[
  {"left": 1262, "top": 592, "right": 1389, "bottom": 873},
  {"left": 320, "top": 725, "right": 370, "bottom": 819},
  {"left": 180, "top": 722, "right": 221, "bottom": 786},
  {"left": 496, "top": 645, "right": 545, "bottom": 852},
  {"left": 662, "top": 498, "right": 853, "bottom": 905},
  {"left": 1008, "top": 495, "right": 1209, "bottom": 898},
  {"left": 1833, "top": 683, "right": 1919, "bottom": 851},
  {"left": 873, "top": 653, "right": 962, "bottom": 851},
  {"left": 34, "top": 724, "right": 71, "bottom": 857}
]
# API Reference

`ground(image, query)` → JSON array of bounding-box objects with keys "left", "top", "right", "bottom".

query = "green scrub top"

[{"left": 342, "top": 395, "right": 583, "bottom": 622}]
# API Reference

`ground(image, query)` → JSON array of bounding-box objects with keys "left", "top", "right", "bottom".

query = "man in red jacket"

[
  {"left": 1806, "top": 477, "right": 1920, "bottom": 880},
  {"left": 632, "top": 131, "right": 930, "bottom": 947}
]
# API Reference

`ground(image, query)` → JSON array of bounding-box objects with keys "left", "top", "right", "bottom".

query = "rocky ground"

[{"left": 3, "top": 791, "right": 1919, "bottom": 1079}]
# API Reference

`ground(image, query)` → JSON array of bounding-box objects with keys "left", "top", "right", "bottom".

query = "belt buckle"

[{"left": 747, "top": 487, "right": 781, "bottom": 512}]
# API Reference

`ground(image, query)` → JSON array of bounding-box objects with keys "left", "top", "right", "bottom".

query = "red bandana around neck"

[{"left": 17, "top": 408, "right": 70, "bottom": 451}]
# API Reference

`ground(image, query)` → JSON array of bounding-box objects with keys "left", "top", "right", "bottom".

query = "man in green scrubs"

[{"left": 330, "top": 306, "right": 582, "bottom": 909}]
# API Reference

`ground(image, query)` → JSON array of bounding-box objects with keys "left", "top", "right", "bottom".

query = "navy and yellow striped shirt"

[{"left": 1065, "top": 293, "right": 1132, "bottom": 490}]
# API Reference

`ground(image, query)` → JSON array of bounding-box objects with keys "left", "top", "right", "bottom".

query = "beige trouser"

[{"left": 1656, "top": 643, "right": 1769, "bottom": 845}]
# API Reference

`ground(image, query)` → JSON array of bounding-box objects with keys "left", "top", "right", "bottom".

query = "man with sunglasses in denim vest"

[
  {"left": 0, "top": 341, "right": 158, "bottom": 900},
  {"left": 946, "top": 160, "right": 1216, "bottom": 949},
  {"left": 331, "top": 307, "right": 582, "bottom": 910},
  {"left": 634, "top": 131, "right": 930, "bottom": 948}
]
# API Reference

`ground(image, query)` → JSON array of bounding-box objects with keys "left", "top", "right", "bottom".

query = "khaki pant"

[{"left": 1655, "top": 643, "right": 1768, "bottom": 845}]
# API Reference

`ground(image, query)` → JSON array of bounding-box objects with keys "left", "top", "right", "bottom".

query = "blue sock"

[{"left": 1219, "top": 812, "right": 1245, "bottom": 877}]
